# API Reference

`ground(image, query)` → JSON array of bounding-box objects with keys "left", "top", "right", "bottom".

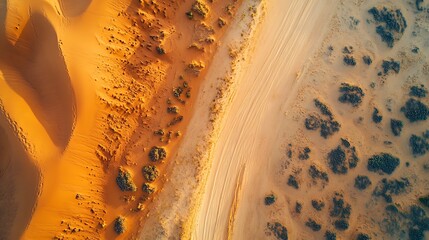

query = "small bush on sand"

[
  {"left": 401, "top": 99, "right": 429, "bottom": 122},
  {"left": 267, "top": 222, "right": 288, "bottom": 240},
  {"left": 343, "top": 55, "right": 356, "bottom": 66},
  {"left": 314, "top": 99, "right": 333, "bottom": 118},
  {"left": 357, "top": 233, "right": 371, "bottom": 240},
  {"left": 373, "top": 177, "right": 410, "bottom": 203},
  {"left": 390, "top": 119, "right": 403, "bottom": 136},
  {"left": 191, "top": 0, "right": 209, "bottom": 18},
  {"left": 328, "top": 141, "right": 359, "bottom": 174},
  {"left": 334, "top": 219, "right": 349, "bottom": 231},
  {"left": 287, "top": 175, "right": 299, "bottom": 189},
  {"left": 142, "top": 165, "right": 159, "bottom": 182},
  {"left": 368, "top": 7, "right": 407, "bottom": 47},
  {"left": 149, "top": 146, "right": 167, "bottom": 162},
  {"left": 410, "top": 85, "right": 427, "bottom": 98},
  {"left": 363, "top": 56, "right": 372, "bottom": 65},
  {"left": 409, "top": 134, "right": 429, "bottom": 156},
  {"left": 330, "top": 193, "right": 351, "bottom": 219},
  {"left": 325, "top": 231, "right": 336, "bottom": 240},
  {"left": 114, "top": 216, "right": 126, "bottom": 234},
  {"left": 116, "top": 167, "right": 137, "bottom": 192},
  {"left": 354, "top": 175, "right": 372, "bottom": 190},
  {"left": 298, "top": 147, "right": 311, "bottom": 160},
  {"left": 305, "top": 115, "right": 321, "bottom": 130},
  {"left": 312, "top": 200, "right": 325, "bottom": 211},
  {"left": 382, "top": 59, "right": 401, "bottom": 74},
  {"left": 367, "top": 153, "right": 400, "bottom": 175},
  {"left": 265, "top": 194, "right": 276, "bottom": 206},
  {"left": 419, "top": 195, "right": 429, "bottom": 208},
  {"left": 309, "top": 165, "right": 329, "bottom": 182},
  {"left": 306, "top": 218, "right": 322, "bottom": 231},
  {"left": 320, "top": 120, "right": 341, "bottom": 139},
  {"left": 338, "top": 83, "right": 365, "bottom": 107},
  {"left": 295, "top": 202, "right": 302, "bottom": 213},
  {"left": 372, "top": 108, "right": 383, "bottom": 123},
  {"left": 142, "top": 183, "right": 155, "bottom": 194}
]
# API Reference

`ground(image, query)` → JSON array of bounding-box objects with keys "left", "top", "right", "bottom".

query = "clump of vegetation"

[
  {"left": 410, "top": 85, "right": 427, "bottom": 98},
  {"left": 354, "top": 175, "right": 372, "bottom": 190},
  {"left": 390, "top": 119, "right": 403, "bottom": 136},
  {"left": 267, "top": 222, "right": 288, "bottom": 240},
  {"left": 309, "top": 165, "right": 329, "bottom": 182},
  {"left": 325, "top": 231, "right": 337, "bottom": 240},
  {"left": 382, "top": 59, "right": 401, "bottom": 74},
  {"left": 314, "top": 99, "right": 333, "bottom": 117},
  {"left": 149, "top": 146, "right": 167, "bottom": 162},
  {"left": 334, "top": 219, "right": 349, "bottom": 231},
  {"left": 116, "top": 167, "right": 137, "bottom": 192},
  {"left": 305, "top": 115, "right": 321, "bottom": 130},
  {"left": 186, "top": 11, "right": 194, "bottom": 19},
  {"left": 330, "top": 193, "right": 351, "bottom": 231},
  {"left": 287, "top": 175, "right": 299, "bottom": 189},
  {"left": 218, "top": 17, "right": 226, "bottom": 28},
  {"left": 416, "top": 0, "right": 424, "bottom": 11},
  {"left": 142, "top": 165, "right": 159, "bottom": 182},
  {"left": 305, "top": 100, "right": 341, "bottom": 138},
  {"left": 363, "top": 56, "right": 372, "bottom": 65},
  {"left": 298, "top": 147, "right": 311, "bottom": 160},
  {"left": 295, "top": 202, "right": 302, "bottom": 213},
  {"left": 373, "top": 177, "right": 410, "bottom": 203},
  {"left": 114, "top": 216, "right": 126, "bottom": 234},
  {"left": 338, "top": 83, "right": 365, "bottom": 107},
  {"left": 312, "top": 200, "right": 325, "bottom": 211},
  {"left": 409, "top": 134, "right": 429, "bottom": 156},
  {"left": 368, "top": 7, "right": 407, "bottom": 47},
  {"left": 167, "top": 106, "right": 179, "bottom": 114},
  {"left": 419, "top": 195, "right": 429, "bottom": 208},
  {"left": 407, "top": 205, "right": 429, "bottom": 240},
  {"left": 265, "top": 194, "right": 276, "bottom": 206},
  {"left": 401, "top": 99, "right": 429, "bottom": 122},
  {"left": 327, "top": 140, "right": 359, "bottom": 174},
  {"left": 142, "top": 183, "right": 155, "bottom": 194},
  {"left": 168, "top": 115, "right": 184, "bottom": 127},
  {"left": 156, "top": 46, "right": 165, "bottom": 55},
  {"left": 343, "top": 46, "right": 353, "bottom": 54},
  {"left": 191, "top": 0, "right": 209, "bottom": 18},
  {"left": 372, "top": 108, "right": 383, "bottom": 123},
  {"left": 344, "top": 55, "right": 356, "bottom": 66},
  {"left": 306, "top": 218, "right": 322, "bottom": 231},
  {"left": 320, "top": 120, "right": 341, "bottom": 139},
  {"left": 357, "top": 233, "right": 371, "bottom": 240},
  {"left": 367, "top": 153, "right": 400, "bottom": 175}
]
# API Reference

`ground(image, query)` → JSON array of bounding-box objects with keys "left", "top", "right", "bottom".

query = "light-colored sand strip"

[{"left": 193, "top": 0, "right": 338, "bottom": 239}]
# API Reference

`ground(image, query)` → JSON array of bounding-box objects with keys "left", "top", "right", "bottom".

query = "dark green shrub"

[
  {"left": 334, "top": 219, "right": 349, "bottom": 231},
  {"left": 167, "top": 106, "right": 179, "bottom": 114},
  {"left": 325, "top": 231, "right": 336, "bottom": 240},
  {"left": 367, "top": 153, "right": 400, "bottom": 175},
  {"left": 330, "top": 194, "right": 351, "bottom": 219},
  {"left": 267, "top": 222, "right": 288, "bottom": 240},
  {"left": 409, "top": 134, "right": 429, "bottom": 156},
  {"left": 186, "top": 11, "right": 194, "bottom": 19},
  {"left": 287, "top": 175, "right": 299, "bottom": 189},
  {"left": 338, "top": 83, "right": 365, "bottom": 107},
  {"left": 416, "top": 0, "right": 424, "bottom": 11},
  {"left": 376, "top": 26, "right": 394, "bottom": 48},
  {"left": 156, "top": 46, "right": 165, "bottom": 55},
  {"left": 114, "top": 216, "right": 126, "bottom": 234},
  {"left": 357, "top": 233, "right": 371, "bottom": 240},
  {"left": 368, "top": 7, "right": 407, "bottom": 47},
  {"left": 390, "top": 119, "right": 403, "bottom": 136},
  {"left": 298, "top": 147, "right": 311, "bottom": 160},
  {"left": 328, "top": 147, "right": 347, "bottom": 174},
  {"left": 142, "top": 165, "right": 159, "bottom": 182},
  {"left": 116, "top": 167, "right": 137, "bottom": 192},
  {"left": 306, "top": 218, "right": 321, "bottom": 231},
  {"left": 363, "top": 56, "right": 372, "bottom": 65},
  {"left": 142, "top": 183, "right": 155, "bottom": 194},
  {"left": 409, "top": 228, "right": 424, "bottom": 240},
  {"left": 354, "top": 175, "right": 372, "bottom": 190},
  {"left": 295, "top": 202, "right": 302, "bottom": 213},
  {"left": 312, "top": 200, "right": 325, "bottom": 211},
  {"left": 265, "top": 194, "right": 276, "bottom": 206},
  {"left": 309, "top": 165, "right": 329, "bottom": 182},
  {"left": 401, "top": 99, "right": 429, "bottom": 122},
  {"left": 168, "top": 115, "right": 184, "bottom": 126},
  {"left": 382, "top": 59, "right": 401, "bottom": 74},
  {"left": 373, "top": 178, "right": 410, "bottom": 203},
  {"left": 419, "top": 195, "right": 429, "bottom": 208},
  {"left": 305, "top": 115, "right": 321, "bottom": 130},
  {"left": 149, "top": 146, "right": 167, "bottom": 162},
  {"left": 372, "top": 108, "right": 383, "bottom": 123},
  {"left": 320, "top": 120, "right": 341, "bottom": 139},
  {"left": 314, "top": 99, "right": 333, "bottom": 118},
  {"left": 344, "top": 55, "right": 356, "bottom": 66},
  {"left": 410, "top": 85, "right": 427, "bottom": 98}
]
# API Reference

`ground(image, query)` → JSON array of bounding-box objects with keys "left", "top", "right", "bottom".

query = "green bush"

[
  {"left": 419, "top": 195, "right": 429, "bottom": 208},
  {"left": 382, "top": 59, "right": 401, "bottom": 74},
  {"left": 287, "top": 175, "right": 299, "bottom": 189},
  {"left": 116, "top": 167, "right": 137, "bottom": 192},
  {"left": 309, "top": 165, "right": 329, "bottom": 182},
  {"left": 410, "top": 85, "right": 427, "bottom": 98},
  {"left": 312, "top": 200, "right": 325, "bottom": 211},
  {"left": 265, "top": 194, "right": 276, "bottom": 206},
  {"left": 149, "top": 146, "right": 167, "bottom": 162},
  {"left": 142, "top": 165, "right": 159, "bottom": 182},
  {"left": 334, "top": 219, "right": 349, "bottom": 231},
  {"left": 267, "top": 222, "right": 288, "bottom": 240},
  {"left": 367, "top": 153, "right": 400, "bottom": 175},
  {"left": 401, "top": 99, "right": 429, "bottom": 122},
  {"left": 338, "top": 83, "right": 365, "bottom": 107},
  {"left": 114, "top": 216, "right": 126, "bottom": 234},
  {"left": 409, "top": 134, "right": 429, "bottom": 156},
  {"left": 142, "top": 183, "right": 155, "bottom": 194},
  {"left": 373, "top": 177, "right": 410, "bottom": 203},
  {"left": 325, "top": 231, "right": 336, "bottom": 240},
  {"left": 372, "top": 108, "right": 383, "bottom": 123},
  {"left": 390, "top": 119, "right": 403, "bottom": 136},
  {"left": 343, "top": 55, "right": 357, "bottom": 66},
  {"left": 357, "top": 233, "right": 371, "bottom": 240},
  {"left": 306, "top": 218, "right": 321, "bottom": 231},
  {"left": 354, "top": 175, "right": 372, "bottom": 190}
]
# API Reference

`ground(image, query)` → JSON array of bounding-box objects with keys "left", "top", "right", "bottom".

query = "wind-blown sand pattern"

[{"left": 1, "top": 0, "right": 429, "bottom": 239}]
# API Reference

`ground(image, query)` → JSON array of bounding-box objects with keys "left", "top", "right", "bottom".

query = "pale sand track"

[{"left": 193, "top": 0, "right": 338, "bottom": 239}]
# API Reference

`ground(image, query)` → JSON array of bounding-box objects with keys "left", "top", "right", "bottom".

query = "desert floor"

[{"left": 1, "top": 0, "right": 429, "bottom": 239}]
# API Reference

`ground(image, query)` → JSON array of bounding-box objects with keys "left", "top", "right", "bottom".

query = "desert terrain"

[{"left": 1, "top": 0, "right": 429, "bottom": 239}]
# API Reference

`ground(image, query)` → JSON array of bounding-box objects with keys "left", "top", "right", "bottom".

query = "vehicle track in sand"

[{"left": 194, "top": 0, "right": 338, "bottom": 239}]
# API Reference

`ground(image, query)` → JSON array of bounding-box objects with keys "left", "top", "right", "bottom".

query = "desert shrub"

[
  {"left": 287, "top": 175, "right": 299, "bottom": 189},
  {"left": 173, "top": 86, "right": 184, "bottom": 97},
  {"left": 338, "top": 83, "right": 365, "bottom": 107},
  {"left": 265, "top": 194, "right": 276, "bottom": 206},
  {"left": 409, "top": 134, "right": 429, "bottom": 156},
  {"left": 357, "top": 233, "right": 371, "bottom": 240},
  {"left": 149, "top": 146, "right": 167, "bottom": 162},
  {"left": 334, "top": 219, "right": 349, "bottom": 231},
  {"left": 344, "top": 55, "right": 356, "bottom": 66},
  {"left": 354, "top": 175, "right": 372, "bottom": 190},
  {"left": 314, "top": 99, "right": 333, "bottom": 118},
  {"left": 408, "top": 205, "right": 429, "bottom": 240},
  {"left": 416, "top": 0, "right": 424, "bottom": 11},
  {"left": 312, "top": 200, "right": 325, "bottom": 211},
  {"left": 330, "top": 194, "right": 351, "bottom": 219},
  {"left": 382, "top": 59, "right": 401, "bottom": 74},
  {"left": 327, "top": 142, "right": 358, "bottom": 174},
  {"left": 410, "top": 85, "right": 427, "bottom": 98},
  {"left": 419, "top": 195, "right": 429, "bottom": 208},
  {"left": 142, "top": 183, "right": 155, "bottom": 194},
  {"left": 168, "top": 115, "right": 184, "bottom": 126},
  {"left": 372, "top": 108, "right": 383, "bottom": 123},
  {"left": 373, "top": 177, "right": 410, "bottom": 203},
  {"left": 142, "top": 165, "right": 159, "bottom": 182},
  {"left": 363, "top": 56, "right": 372, "bottom": 65},
  {"left": 325, "top": 231, "right": 336, "bottom": 240},
  {"left": 295, "top": 202, "right": 302, "bottom": 213},
  {"left": 167, "top": 106, "right": 179, "bottom": 114},
  {"left": 186, "top": 11, "right": 193, "bottom": 19},
  {"left": 218, "top": 17, "right": 226, "bottom": 27},
  {"left": 154, "top": 129, "right": 164, "bottom": 136},
  {"left": 298, "top": 147, "right": 311, "bottom": 160},
  {"left": 320, "top": 120, "right": 341, "bottom": 139},
  {"left": 116, "top": 167, "right": 137, "bottom": 192},
  {"left": 409, "top": 228, "right": 424, "bottom": 240},
  {"left": 401, "top": 99, "right": 429, "bottom": 122},
  {"left": 368, "top": 7, "right": 407, "bottom": 47},
  {"left": 309, "top": 165, "right": 329, "bottom": 182},
  {"left": 305, "top": 115, "right": 321, "bottom": 130},
  {"left": 306, "top": 218, "right": 321, "bottom": 231},
  {"left": 114, "top": 216, "right": 126, "bottom": 234},
  {"left": 367, "top": 153, "right": 400, "bottom": 175},
  {"left": 390, "top": 119, "right": 403, "bottom": 136},
  {"left": 192, "top": 0, "right": 209, "bottom": 18},
  {"left": 267, "top": 222, "right": 288, "bottom": 240},
  {"left": 156, "top": 46, "right": 165, "bottom": 55}
]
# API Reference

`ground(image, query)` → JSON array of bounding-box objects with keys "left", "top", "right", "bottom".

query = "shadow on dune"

[
  {"left": 0, "top": 11, "right": 76, "bottom": 150},
  {"left": 58, "top": 0, "right": 92, "bottom": 18}
]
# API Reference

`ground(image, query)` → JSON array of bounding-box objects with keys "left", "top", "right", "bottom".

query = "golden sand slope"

[{"left": 0, "top": 0, "right": 243, "bottom": 239}]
